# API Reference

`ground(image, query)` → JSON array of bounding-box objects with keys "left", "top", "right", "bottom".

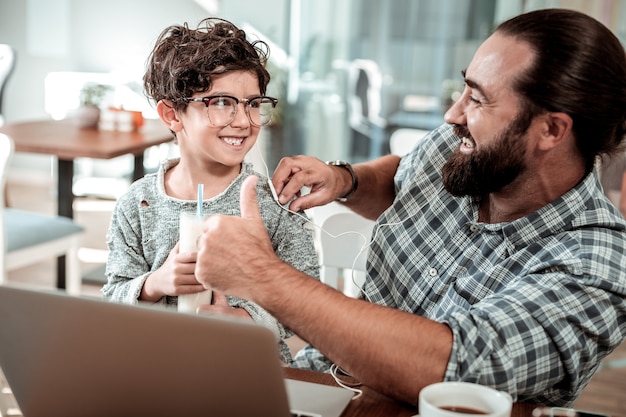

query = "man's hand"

[
  {"left": 195, "top": 175, "right": 280, "bottom": 301},
  {"left": 271, "top": 154, "right": 400, "bottom": 220},
  {"left": 271, "top": 156, "right": 351, "bottom": 211}
]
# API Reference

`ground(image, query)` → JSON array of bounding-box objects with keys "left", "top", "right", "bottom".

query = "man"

[{"left": 196, "top": 9, "right": 626, "bottom": 407}]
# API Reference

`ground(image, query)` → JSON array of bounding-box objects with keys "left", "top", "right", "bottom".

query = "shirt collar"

[{"left": 465, "top": 167, "right": 625, "bottom": 248}]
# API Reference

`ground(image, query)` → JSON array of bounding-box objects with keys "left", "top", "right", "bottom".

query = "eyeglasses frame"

[{"left": 182, "top": 95, "right": 278, "bottom": 127}]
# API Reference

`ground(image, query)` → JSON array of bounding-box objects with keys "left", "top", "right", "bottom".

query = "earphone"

[
  {"left": 255, "top": 145, "right": 404, "bottom": 399},
  {"left": 267, "top": 179, "right": 280, "bottom": 203},
  {"left": 330, "top": 364, "right": 363, "bottom": 399},
  {"left": 257, "top": 147, "right": 374, "bottom": 298}
]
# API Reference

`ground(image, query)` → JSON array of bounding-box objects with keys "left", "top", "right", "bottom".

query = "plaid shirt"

[{"left": 293, "top": 124, "right": 626, "bottom": 406}]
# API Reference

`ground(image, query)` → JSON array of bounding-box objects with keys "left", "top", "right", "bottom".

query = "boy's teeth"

[{"left": 223, "top": 137, "right": 243, "bottom": 146}]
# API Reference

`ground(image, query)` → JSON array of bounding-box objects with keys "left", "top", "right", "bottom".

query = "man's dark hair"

[
  {"left": 496, "top": 9, "right": 626, "bottom": 165},
  {"left": 143, "top": 17, "right": 271, "bottom": 112}
]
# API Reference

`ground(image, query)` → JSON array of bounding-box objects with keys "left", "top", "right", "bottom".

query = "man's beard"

[{"left": 441, "top": 119, "right": 529, "bottom": 198}]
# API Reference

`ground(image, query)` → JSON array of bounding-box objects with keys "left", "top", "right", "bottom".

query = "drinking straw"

[{"left": 197, "top": 184, "right": 204, "bottom": 217}]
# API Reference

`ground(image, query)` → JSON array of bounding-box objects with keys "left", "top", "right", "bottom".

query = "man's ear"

[
  {"left": 156, "top": 100, "right": 182, "bottom": 132},
  {"left": 538, "top": 112, "right": 573, "bottom": 151}
]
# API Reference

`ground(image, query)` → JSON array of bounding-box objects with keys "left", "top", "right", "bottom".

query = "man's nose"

[{"left": 444, "top": 92, "right": 467, "bottom": 126}]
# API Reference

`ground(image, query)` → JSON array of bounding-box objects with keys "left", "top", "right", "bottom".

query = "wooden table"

[
  {"left": 0, "top": 118, "right": 173, "bottom": 288},
  {"left": 0, "top": 118, "right": 172, "bottom": 218},
  {"left": 284, "top": 368, "right": 537, "bottom": 417},
  {"left": 0, "top": 364, "right": 540, "bottom": 416}
]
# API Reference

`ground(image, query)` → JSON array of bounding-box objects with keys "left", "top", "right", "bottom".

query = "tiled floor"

[{"left": 3, "top": 180, "right": 626, "bottom": 416}]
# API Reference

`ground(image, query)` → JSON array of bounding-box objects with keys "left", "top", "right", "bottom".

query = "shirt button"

[
  {"left": 469, "top": 225, "right": 480, "bottom": 233},
  {"left": 429, "top": 268, "right": 438, "bottom": 277}
]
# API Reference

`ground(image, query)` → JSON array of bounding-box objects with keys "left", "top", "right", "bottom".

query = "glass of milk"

[{"left": 177, "top": 211, "right": 212, "bottom": 313}]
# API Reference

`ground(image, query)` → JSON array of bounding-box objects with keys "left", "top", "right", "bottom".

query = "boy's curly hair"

[{"left": 143, "top": 18, "right": 271, "bottom": 112}]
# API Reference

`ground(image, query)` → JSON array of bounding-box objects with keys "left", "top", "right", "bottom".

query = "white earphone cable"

[{"left": 255, "top": 144, "right": 404, "bottom": 396}]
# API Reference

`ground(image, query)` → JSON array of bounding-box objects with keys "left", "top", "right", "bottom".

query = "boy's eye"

[{"left": 209, "top": 97, "right": 236, "bottom": 108}]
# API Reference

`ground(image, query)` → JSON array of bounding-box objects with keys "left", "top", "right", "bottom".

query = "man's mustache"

[{"left": 452, "top": 124, "right": 472, "bottom": 139}]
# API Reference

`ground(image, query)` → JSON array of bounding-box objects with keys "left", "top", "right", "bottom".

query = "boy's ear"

[{"left": 156, "top": 100, "right": 182, "bottom": 132}]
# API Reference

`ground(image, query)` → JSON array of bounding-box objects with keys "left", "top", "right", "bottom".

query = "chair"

[
  {"left": 0, "top": 44, "right": 15, "bottom": 206},
  {"left": 346, "top": 59, "right": 387, "bottom": 160},
  {"left": 309, "top": 202, "right": 375, "bottom": 297},
  {"left": 389, "top": 128, "right": 429, "bottom": 156},
  {"left": 0, "top": 133, "right": 85, "bottom": 294},
  {"left": 0, "top": 44, "right": 16, "bottom": 124}
]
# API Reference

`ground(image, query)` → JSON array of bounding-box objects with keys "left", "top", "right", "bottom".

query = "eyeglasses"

[{"left": 183, "top": 95, "right": 278, "bottom": 127}]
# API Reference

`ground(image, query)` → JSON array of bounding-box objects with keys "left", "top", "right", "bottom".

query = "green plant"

[{"left": 79, "top": 83, "right": 112, "bottom": 107}]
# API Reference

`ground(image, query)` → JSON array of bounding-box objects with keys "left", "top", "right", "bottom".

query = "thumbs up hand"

[{"left": 195, "top": 175, "right": 279, "bottom": 301}]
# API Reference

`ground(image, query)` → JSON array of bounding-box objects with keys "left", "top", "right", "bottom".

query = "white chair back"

[
  {"left": 0, "top": 44, "right": 16, "bottom": 122},
  {"left": 309, "top": 202, "right": 375, "bottom": 297},
  {"left": 0, "top": 133, "right": 12, "bottom": 281},
  {"left": 389, "top": 128, "right": 429, "bottom": 156}
]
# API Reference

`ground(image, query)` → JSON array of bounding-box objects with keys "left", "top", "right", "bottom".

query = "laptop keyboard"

[{"left": 0, "top": 369, "right": 22, "bottom": 416}]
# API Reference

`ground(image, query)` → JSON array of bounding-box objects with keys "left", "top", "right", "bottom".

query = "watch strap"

[{"left": 326, "top": 160, "right": 359, "bottom": 202}]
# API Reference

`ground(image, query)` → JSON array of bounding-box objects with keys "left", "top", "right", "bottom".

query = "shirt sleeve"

[
  {"left": 101, "top": 196, "right": 149, "bottom": 303},
  {"left": 443, "top": 269, "right": 626, "bottom": 406},
  {"left": 101, "top": 183, "right": 172, "bottom": 306}
]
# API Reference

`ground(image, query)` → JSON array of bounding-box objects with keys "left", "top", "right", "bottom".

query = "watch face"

[
  {"left": 328, "top": 160, "right": 347, "bottom": 166},
  {"left": 326, "top": 160, "right": 357, "bottom": 202}
]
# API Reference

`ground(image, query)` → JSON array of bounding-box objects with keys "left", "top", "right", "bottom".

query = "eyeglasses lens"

[{"left": 206, "top": 97, "right": 275, "bottom": 127}]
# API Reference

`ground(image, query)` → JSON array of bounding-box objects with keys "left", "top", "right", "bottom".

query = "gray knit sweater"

[{"left": 102, "top": 159, "right": 320, "bottom": 363}]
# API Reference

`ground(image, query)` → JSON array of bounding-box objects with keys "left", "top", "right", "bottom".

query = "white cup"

[
  {"left": 177, "top": 212, "right": 212, "bottom": 313},
  {"left": 419, "top": 381, "right": 512, "bottom": 417}
]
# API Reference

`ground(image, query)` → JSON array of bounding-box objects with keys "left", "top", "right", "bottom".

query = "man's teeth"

[
  {"left": 223, "top": 137, "right": 244, "bottom": 146},
  {"left": 462, "top": 137, "right": 474, "bottom": 148}
]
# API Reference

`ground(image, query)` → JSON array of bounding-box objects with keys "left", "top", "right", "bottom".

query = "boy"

[{"left": 102, "top": 18, "right": 319, "bottom": 364}]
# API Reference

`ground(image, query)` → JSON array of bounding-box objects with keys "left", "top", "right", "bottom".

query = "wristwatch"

[{"left": 326, "top": 160, "right": 359, "bottom": 202}]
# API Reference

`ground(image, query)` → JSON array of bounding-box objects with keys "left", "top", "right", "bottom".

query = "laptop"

[{"left": 0, "top": 285, "right": 353, "bottom": 417}]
